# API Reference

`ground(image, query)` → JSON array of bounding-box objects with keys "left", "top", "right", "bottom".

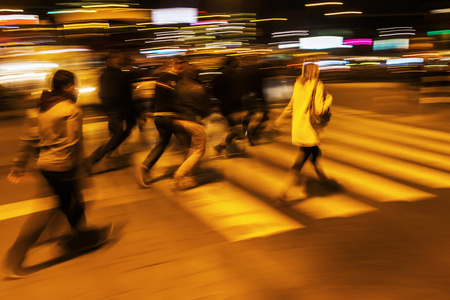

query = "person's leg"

[
  {"left": 172, "top": 120, "right": 206, "bottom": 184},
  {"left": 40, "top": 169, "right": 87, "bottom": 231},
  {"left": 277, "top": 147, "right": 312, "bottom": 201},
  {"left": 88, "top": 110, "right": 124, "bottom": 165},
  {"left": 141, "top": 117, "right": 173, "bottom": 170},
  {"left": 309, "top": 146, "right": 328, "bottom": 181},
  {"left": 214, "top": 112, "right": 245, "bottom": 153},
  {"left": 4, "top": 209, "right": 55, "bottom": 276}
]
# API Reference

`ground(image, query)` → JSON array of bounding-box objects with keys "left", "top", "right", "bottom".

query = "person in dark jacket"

[
  {"left": 85, "top": 51, "right": 138, "bottom": 172},
  {"left": 212, "top": 56, "right": 249, "bottom": 155},
  {"left": 136, "top": 57, "right": 190, "bottom": 187},
  {"left": 170, "top": 64, "right": 211, "bottom": 190}
]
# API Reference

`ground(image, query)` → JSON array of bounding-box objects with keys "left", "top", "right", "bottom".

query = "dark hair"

[
  {"left": 52, "top": 69, "right": 75, "bottom": 91},
  {"left": 224, "top": 56, "right": 239, "bottom": 68}
]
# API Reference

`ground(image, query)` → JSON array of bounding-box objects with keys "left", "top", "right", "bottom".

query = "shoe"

[
  {"left": 274, "top": 196, "right": 288, "bottom": 207},
  {"left": 245, "top": 130, "right": 255, "bottom": 146},
  {"left": 3, "top": 267, "right": 30, "bottom": 280},
  {"left": 136, "top": 165, "right": 151, "bottom": 188},
  {"left": 213, "top": 144, "right": 225, "bottom": 155},
  {"left": 172, "top": 176, "right": 197, "bottom": 191},
  {"left": 63, "top": 223, "right": 114, "bottom": 253}
]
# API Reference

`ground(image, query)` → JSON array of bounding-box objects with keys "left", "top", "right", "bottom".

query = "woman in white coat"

[{"left": 273, "top": 63, "right": 333, "bottom": 204}]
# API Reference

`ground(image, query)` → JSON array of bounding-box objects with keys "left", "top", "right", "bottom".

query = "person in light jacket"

[
  {"left": 4, "top": 70, "right": 112, "bottom": 279},
  {"left": 273, "top": 63, "right": 333, "bottom": 204}
]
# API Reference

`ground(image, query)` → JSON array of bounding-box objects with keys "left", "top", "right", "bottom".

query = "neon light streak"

[
  {"left": 305, "top": 2, "right": 343, "bottom": 6},
  {"left": 325, "top": 11, "right": 362, "bottom": 16}
]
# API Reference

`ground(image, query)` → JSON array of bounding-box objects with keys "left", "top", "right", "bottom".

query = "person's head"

[
  {"left": 224, "top": 56, "right": 239, "bottom": 69},
  {"left": 182, "top": 64, "right": 200, "bottom": 80},
  {"left": 106, "top": 51, "right": 125, "bottom": 68},
  {"left": 300, "top": 62, "right": 320, "bottom": 83},
  {"left": 171, "top": 57, "right": 189, "bottom": 74},
  {"left": 52, "top": 69, "right": 78, "bottom": 101}
]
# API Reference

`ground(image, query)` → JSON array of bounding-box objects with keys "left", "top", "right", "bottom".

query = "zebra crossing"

[
  {"left": 1, "top": 105, "right": 449, "bottom": 244},
  {"left": 163, "top": 105, "right": 450, "bottom": 241}
]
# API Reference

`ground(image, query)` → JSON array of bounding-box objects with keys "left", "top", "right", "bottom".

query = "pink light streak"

[{"left": 343, "top": 38, "right": 373, "bottom": 46}]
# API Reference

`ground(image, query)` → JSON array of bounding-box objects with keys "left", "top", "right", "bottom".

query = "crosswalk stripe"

[
  {"left": 322, "top": 144, "right": 450, "bottom": 188},
  {"left": 247, "top": 143, "right": 435, "bottom": 203},
  {"left": 331, "top": 116, "right": 450, "bottom": 156},
  {"left": 292, "top": 194, "right": 377, "bottom": 219},
  {"left": 0, "top": 197, "right": 57, "bottom": 221},
  {"left": 220, "top": 156, "right": 378, "bottom": 220},
  {"left": 331, "top": 106, "right": 450, "bottom": 143},
  {"left": 324, "top": 129, "right": 450, "bottom": 172},
  {"left": 155, "top": 181, "right": 304, "bottom": 242}
]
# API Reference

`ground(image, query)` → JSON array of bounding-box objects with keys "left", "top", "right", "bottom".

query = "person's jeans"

[
  {"left": 142, "top": 116, "right": 190, "bottom": 170},
  {"left": 172, "top": 120, "right": 206, "bottom": 179}
]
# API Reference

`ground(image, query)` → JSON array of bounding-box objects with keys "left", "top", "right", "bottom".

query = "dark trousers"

[
  {"left": 291, "top": 146, "right": 321, "bottom": 172},
  {"left": 142, "top": 116, "right": 190, "bottom": 170},
  {"left": 89, "top": 108, "right": 136, "bottom": 164},
  {"left": 5, "top": 168, "right": 86, "bottom": 270}
]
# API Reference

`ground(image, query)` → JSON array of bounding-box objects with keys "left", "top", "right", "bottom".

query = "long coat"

[{"left": 275, "top": 78, "right": 333, "bottom": 147}]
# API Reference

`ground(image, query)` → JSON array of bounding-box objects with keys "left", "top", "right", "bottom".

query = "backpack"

[{"left": 308, "top": 81, "right": 332, "bottom": 129}]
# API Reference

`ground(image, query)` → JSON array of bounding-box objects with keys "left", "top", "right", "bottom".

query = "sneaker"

[
  {"left": 63, "top": 223, "right": 114, "bottom": 253},
  {"left": 213, "top": 144, "right": 225, "bottom": 155},
  {"left": 136, "top": 165, "right": 151, "bottom": 188},
  {"left": 3, "top": 267, "right": 30, "bottom": 280},
  {"left": 172, "top": 176, "right": 197, "bottom": 191}
]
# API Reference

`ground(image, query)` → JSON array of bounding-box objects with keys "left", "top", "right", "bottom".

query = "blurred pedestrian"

[
  {"left": 212, "top": 56, "right": 249, "bottom": 156},
  {"left": 273, "top": 63, "right": 333, "bottom": 204},
  {"left": 241, "top": 56, "right": 270, "bottom": 146},
  {"left": 4, "top": 70, "right": 112, "bottom": 279},
  {"left": 171, "top": 64, "right": 211, "bottom": 190},
  {"left": 85, "top": 51, "right": 138, "bottom": 173},
  {"left": 136, "top": 57, "right": 190, "bottom": 187}
]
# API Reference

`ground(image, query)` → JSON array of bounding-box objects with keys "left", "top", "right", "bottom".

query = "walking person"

[
  {"left": 85, "top": 51, "right": 138, "bottom": 173},
  {"left": 4, "top": 70, "right": 112, "bottom": 279},
  {"left": 273, "top": 63, "right": 333, "bottom": 205},
  {"left": 136, "top": 57, "right": 190, "bottom": 187},
  {"left": 212, "top": 56, "right": 249, "bottom": 156},
  {"left": 170, "top": 64, "right": 211, "bottom": 190}
]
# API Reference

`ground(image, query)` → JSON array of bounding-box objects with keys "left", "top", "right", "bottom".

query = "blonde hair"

[{"left": 299, "top": 63, "right": 319, "bottom": 84}]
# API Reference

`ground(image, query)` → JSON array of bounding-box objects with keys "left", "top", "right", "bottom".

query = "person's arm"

[
  {"left": 272, "top": 81, "right": 297, "bottom": 131},
  {"left": 8, "top": 109, "right": 40, "bottom": 184}
]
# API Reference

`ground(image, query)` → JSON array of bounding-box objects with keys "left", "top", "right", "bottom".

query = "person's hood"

[{"left": 38, "top": 90, "right": 72, "bottom": 112}]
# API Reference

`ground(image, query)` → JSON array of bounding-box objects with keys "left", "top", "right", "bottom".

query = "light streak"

[
  {"left": 430, "top": 8, "right": 450, "bottom": 14},
  {"left": 305, "top": 2, "right": 343, "bottom": 6},
  {"left": 63, "top": 23, "right": 109, "bottom": 29},
  {"left": 324, "top": 11, "right": 362, "bottom": 16},
  {"left": 0, "top": 9, "right": 23, "bottom": 12},
  {"left": 47, "top": 10, "right": 96, "bottom": 14},
  {"left": 343, "top": 39, "right": 373, "bottom": 45},
  {"left": 138, "top": 27, "right": 178, "bottom": 31},
  {"left": 427, "top": 30, "right": 450, "bottom": 36},
  {"left": 79, "top": 87, "right": 96, "bottom": 93},
  {"left": 190, "top": 20, "right": 228, "bottom": 26},
  {"left": 377, "top": 26, "right": 413, "bottom": 31},
  {"left": 0, "top": 63, "right": 59, "bottom": 71},
  {"left": 250, "top": 18, "right": 287, "bottom": 22},
  {"left": 379, "top": 32, "right": 415, "bottom": 37},
  {"left": 82, "top": 4, "right": 129, "bottom": 8}
]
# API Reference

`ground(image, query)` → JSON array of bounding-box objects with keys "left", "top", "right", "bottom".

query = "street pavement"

[{"left": 0, "top": 104, "right": 450, "bottom": 299}]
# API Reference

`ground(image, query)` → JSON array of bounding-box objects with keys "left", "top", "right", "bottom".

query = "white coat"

[{"left": 274, "top": 78, "right": 333, "bottom": 147}]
